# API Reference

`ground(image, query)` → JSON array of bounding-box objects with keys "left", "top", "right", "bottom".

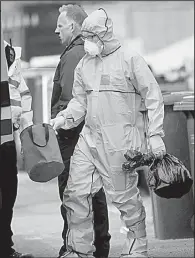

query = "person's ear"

[{"left": 70, "top": 22, "right": 75, "bottom": 33}]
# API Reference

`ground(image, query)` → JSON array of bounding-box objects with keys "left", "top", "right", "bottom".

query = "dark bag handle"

[{"left": 28, "top": 123, "right": 49, "bottom": 147}]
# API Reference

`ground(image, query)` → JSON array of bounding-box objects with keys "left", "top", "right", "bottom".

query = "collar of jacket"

[{"left": 60, "top": 35, "right": 84, "bottom": 59}]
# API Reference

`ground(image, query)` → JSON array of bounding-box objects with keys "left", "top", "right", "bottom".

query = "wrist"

[
  {"left": 13, "top": 123, "right": 20, "bottom": 131},
  {"left": 150, "top": 134, "right": 162, "bottom": 140}
]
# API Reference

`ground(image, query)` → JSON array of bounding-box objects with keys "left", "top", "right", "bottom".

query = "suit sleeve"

[
  {"left": 51, "top": 48, "right": 84, "bottom": 118},
  {"left": 18, "top": 76, "right": 32, "bottom": 113},
  {"left": 132, "top": 55, "right": 165, "bottom": 138},
  {"left": 60, "top": 50, "right": 84, "bottom": 104},
  {"left": 51, "top": 62, "right": 62, "bottom": 109},
  {"left": 58, "top": 62, "right": 87, "bottom": 129},
  {"left": 8, "top": 57, "right": 33, "bottom": 131}
]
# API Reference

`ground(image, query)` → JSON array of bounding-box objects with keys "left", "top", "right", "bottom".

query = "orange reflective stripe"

[
  {"left": 8, "top": 77, "right": 20, "bottom": 88},
  {"left": 20, "top": 90, "right": 30, "bottom": 97},
  {"left": 10, "top": 99, "right": 21, "bottom": 107}
]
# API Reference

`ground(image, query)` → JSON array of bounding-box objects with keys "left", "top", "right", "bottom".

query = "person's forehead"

[{"left": 57, "top": 12, "right": 69, "bottom": 25}]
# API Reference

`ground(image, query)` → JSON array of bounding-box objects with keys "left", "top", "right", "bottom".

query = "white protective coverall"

[{"left": 53, "top": 9, "right": 165, "bottom": 257}]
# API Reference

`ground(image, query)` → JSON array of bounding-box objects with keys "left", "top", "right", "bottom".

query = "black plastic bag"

[
  {"left": 123, "top": 150, "right": 155, "bottom": 171},
  {"left": 123, "top": 151, "right": 193, "bottom": 199},
  {"left": 148, "top": 153, "right": 193, "bottom": 199}
]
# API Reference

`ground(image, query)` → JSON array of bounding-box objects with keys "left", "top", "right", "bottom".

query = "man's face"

[
  {"left": 9, "top": 49, "right": 15, "bottom": 64},
  {"left": 55, "top": 12, "right": 73, "bottom": 46}
]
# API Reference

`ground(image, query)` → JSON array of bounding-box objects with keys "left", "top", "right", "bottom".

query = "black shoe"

[
  {"left": 9, "top": 251, "right": 34, "bottom": 258},
  {"left": 58, "top": 245, "right": 67, "bottom": 258}
]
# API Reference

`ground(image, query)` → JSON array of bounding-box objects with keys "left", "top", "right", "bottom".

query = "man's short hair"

[{"left": 59, "top": 4, "right": 88, "bottom": 26}]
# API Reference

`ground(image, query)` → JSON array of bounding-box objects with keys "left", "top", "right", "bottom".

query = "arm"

[
  {"left": 8, "top": 58, "right": 23, "bottom": 129},
  {"left": 18, "top": 75, "right": 33, "bottom": 131},
  {"left": 131, "top": 54, "right": 166, "bottom": 157},
  {"left": 51, "top": 63, "right": 62, "bottom": 118},
  {"left": 51, "top": 47, "right": 84, "bottom": 119},
  {"left": 51, "top": 62, "right": 87, "bottom": 130},
  {"left": 8, "top": 55, "right": 33, "bottom": 131},
  {"left": 19, "top": 76, "right": 32, "bottom": 113},
  {"left": 132, "top": 55, "right": 164, "bottom": 138}
]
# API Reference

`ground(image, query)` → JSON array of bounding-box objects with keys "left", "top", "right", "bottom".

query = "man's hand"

[
  {"left": 11, "top": 106, "right": 22, "bottom": 128},
  {"left": 149, "top": 135, "right": 166, "bottom": 159},
  {"left": 50, "top": 116, "right": 65, "bottom": 131}
]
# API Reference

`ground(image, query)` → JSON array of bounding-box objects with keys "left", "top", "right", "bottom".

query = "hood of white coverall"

[
  {"left": 4, "top": 40, "right": 21, "bottom": 60},
  {"left": 81, "top": 9, "right": 121, "bottom": 57},
  {"left": 4, "top": 40, "right": 22, "bottom": 77}
]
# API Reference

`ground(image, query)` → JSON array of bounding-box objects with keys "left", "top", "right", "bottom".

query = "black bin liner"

[{"left": 123, "top": 151, "right": 193, "bottom": 199}]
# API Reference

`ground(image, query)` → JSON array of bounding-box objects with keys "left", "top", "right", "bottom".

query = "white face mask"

[{"left": 84, "top": 40, "right": 103, "bottom": 57}]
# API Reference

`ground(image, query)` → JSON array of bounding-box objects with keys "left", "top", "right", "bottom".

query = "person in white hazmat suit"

[{"left": 51, "top": 8, "right": 166, "bottom": 258}]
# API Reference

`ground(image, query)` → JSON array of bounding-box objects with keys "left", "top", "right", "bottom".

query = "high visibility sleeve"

[
  {"left": 8, "top": 50, "right": 33, "bottom": 132},
  {"left": 18, "top": 76, "right": 32, "bottom": 113},
  {"left": 1, "top": 27, "right": 13, "bottom": 144}
]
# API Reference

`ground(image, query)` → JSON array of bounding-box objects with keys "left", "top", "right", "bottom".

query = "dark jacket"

[{"left": 51, "top": 35, "right": 85, "bottom": 139}]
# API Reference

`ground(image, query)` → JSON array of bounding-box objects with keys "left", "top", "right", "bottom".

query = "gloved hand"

[
  {"left": 149, "top": 135, "right": 166, "bottom": 159},
  {"left": 11, "top": 106, "right": 22, "bottom": 128},
  {"left": 50, "top": 116, "right": 65, "bottom": 131}
]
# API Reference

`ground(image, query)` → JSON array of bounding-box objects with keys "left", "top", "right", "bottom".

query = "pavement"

[{"left": 11, "top": 172, "right": 194, "bottom": 258}]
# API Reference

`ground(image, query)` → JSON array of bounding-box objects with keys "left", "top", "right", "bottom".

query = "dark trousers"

[
  {"left": 57, "top": 134, "right": 111, "bottom": 258},
  {"left": 0, "top": 141, "right": 18, "bottom": 256}
]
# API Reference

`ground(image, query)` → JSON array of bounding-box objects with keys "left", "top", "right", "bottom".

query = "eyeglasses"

[{"left": 81, "top": 31, "right": 102, "bottom": 43}]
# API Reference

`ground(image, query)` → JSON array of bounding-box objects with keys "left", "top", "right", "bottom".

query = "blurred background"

[
  {"left": 1, "top": 0, "right": 194, "bottom": 178},
  {"left": 1, "top": 1, "right": 194, "bottom": 70},
  {"left": 1, "top": 1, "right": 194, "bottom": 118},
  {"left": 1, "top": 0, "right": 194, "bottom": 162},
  {"left": 1, "top": 1, "right": 194, "bottom": 60}
]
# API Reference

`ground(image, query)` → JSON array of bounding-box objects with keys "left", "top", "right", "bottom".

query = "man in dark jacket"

[{"left": 51, "top": 4, "right": 111, "bottom": 258}]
